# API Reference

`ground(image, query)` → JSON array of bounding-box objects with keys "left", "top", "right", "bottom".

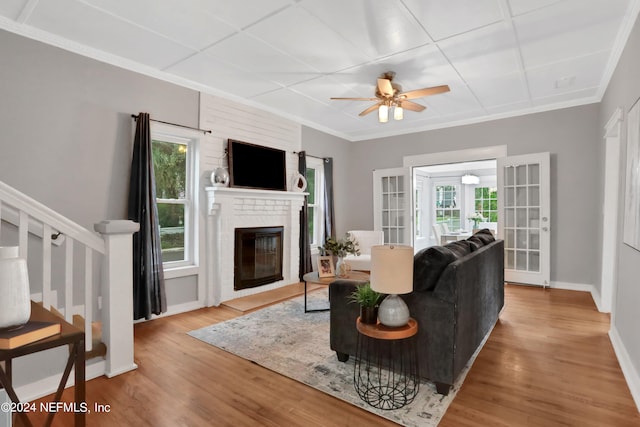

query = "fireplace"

[{"left": 234, "top": 226, "right": 284, "bottom": 290}]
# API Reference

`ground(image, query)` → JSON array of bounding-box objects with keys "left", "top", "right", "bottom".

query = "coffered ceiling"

[{"left": 0, "top": 0, "right": 638, "bottom": 141}]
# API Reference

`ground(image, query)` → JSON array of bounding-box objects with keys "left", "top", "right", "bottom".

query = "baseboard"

[
  {"left": 104, "top": 363, "right": 138, "bottom": 378},
  {"left": 134, "top": 300, "right": 204, "bottom": 324},
  {"left": 609, "top": 325, "right": 640, "bottom": 412},
  {"left": 550, "top": 281, "right": 604, "bottom": 312},
  {"left": 15, "top": 360, "right": 106, "bottom": 403}
]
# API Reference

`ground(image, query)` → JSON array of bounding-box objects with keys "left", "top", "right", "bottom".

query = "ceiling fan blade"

[
  {"left": 330, "top": 97, "right": 379, "bottom": 101},
  {"left": 377, "top": 78, "right": 394, "bottom": 97},
  {"left": 398, "top": 100, "right": 426, "bottom": 112},
  {"left": 359, "top": 103, "right": 383, "bottom": 116},
  {"left": 399, "top": 85, "right": 450, "bottom": 100}
]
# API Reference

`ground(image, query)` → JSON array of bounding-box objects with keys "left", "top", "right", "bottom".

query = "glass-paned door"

[
  {"left": 498, "top": 153, "right": 550, "bottom": 286},
  {"left": 373, "top": 167, "right": 411, "bottom": 245}
]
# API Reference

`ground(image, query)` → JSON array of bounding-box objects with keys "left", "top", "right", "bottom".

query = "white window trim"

[
  {"left": 151, "top": 123, "right": 199, "bottom": 272},
  {"left": 306, "top": 156, "right": 325, "bottom": 254}
]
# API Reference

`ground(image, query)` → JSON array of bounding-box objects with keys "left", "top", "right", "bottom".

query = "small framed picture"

[{"left": 317, "top": 256, "right": 335, "bottom": 278}]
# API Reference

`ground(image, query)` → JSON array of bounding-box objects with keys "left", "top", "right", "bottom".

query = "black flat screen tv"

[{"left": 228, "top": 139, "right": 287, "bottom": 191}]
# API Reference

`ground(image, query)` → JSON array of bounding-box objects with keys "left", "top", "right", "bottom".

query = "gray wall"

[
  {"left": 0, "top": 29, "right": 199, "bottom": 230},
  {"left": 344, "top": 105, "right": 601, "bottom": 286},
  {"left": 0, "top": 29, "right": 201, "bottom": 320},
  {"left": 599, "top": 15, "right": 640, "bottom": 379}
]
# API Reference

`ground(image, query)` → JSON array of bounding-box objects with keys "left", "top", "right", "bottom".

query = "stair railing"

[{"left": 0, "top": 180, "right": 138, "bottom": 377}]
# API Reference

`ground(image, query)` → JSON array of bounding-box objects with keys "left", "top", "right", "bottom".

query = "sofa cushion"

[
  {"left": 413, "top": 246, "right": 457, "bottom": 292},
  {"left": 444, "top": 240, "right": 474, "bottom": 257},
  {"left": 473, "top": 229, "right": 495, "bottom": 244},
  {"left": 467, "top": 235, "right": 485, "bottom": 248}
]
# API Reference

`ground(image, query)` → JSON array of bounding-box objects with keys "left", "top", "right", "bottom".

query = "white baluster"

[
  {"left": 65, "top": 238, "right": 74, "bottom": 323},
  {"left": 42, "top": 223, "right": 52, "bottom": 308},
  {"left": 84, "top": 246, "right": 93, "bottom": 352},
  {"left": 18, "top": 210, "right": 28, "bottom": 259}
]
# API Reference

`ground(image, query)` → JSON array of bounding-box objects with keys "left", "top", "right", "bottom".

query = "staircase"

[{"left": 0, "top": 180, "right": 138, "bottom": 394}]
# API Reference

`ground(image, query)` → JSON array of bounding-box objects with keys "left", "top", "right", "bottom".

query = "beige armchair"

[{"left": 344, "top": 230, "right": 384, "bottom": 271}]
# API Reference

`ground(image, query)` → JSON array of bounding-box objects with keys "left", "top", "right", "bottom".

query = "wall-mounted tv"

[{"left": 228, "top": 139, "right": 287, "bottom": 191}]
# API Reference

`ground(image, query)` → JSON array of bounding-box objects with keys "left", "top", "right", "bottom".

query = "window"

[
  {"left": 305, "top": 157, "right": 325, "bottom": 249},
  {"left": 151, "top": 127, "right": 198, "bottom": 267},
  {"left": 435, "top": 184, "right": 461, "bottom": 229},
  {"left": 474, "top": 187, "right": 498, "bottom": 222}
]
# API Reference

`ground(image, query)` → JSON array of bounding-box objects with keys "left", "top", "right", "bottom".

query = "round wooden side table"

[{"left": 353, "top": 317, "right": 419, "bottom": 410}]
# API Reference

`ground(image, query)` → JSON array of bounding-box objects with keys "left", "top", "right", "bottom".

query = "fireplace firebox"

[{"left": 234, "top": 226, "right": 284, "bottom": 291}]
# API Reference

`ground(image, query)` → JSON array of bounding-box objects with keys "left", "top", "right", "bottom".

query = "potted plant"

[
  {"left": 319, "top": 233, "right": 360, "bottom": 277},
  {"left": 348, "top": 282, "right": 382, "bottom": 324}
]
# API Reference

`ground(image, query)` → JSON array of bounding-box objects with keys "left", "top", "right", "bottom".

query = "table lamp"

[{"left": 370, "top": 244, "right": 414, "bottom": 327}]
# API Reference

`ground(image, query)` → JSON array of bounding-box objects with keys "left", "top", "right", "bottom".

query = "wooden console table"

[{"left": 0, "top": 302, "right": 85, "bottom": 427}]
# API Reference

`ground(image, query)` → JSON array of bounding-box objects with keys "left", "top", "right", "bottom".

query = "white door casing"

[{"left": 498, "top": 152, "right": 551, "bottom": 286}]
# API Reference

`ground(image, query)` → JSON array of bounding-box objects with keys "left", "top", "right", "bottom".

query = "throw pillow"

[
  {"left": 413, "top": 246, "right": 457, "bottom": 292},
  {"left": 444, "top": 240, "right": 473, "bottom": 258},
  {"left": 467, "top": 235, "right": 485, "bottom": 248},
  {"left": 473, "top": 228, "right": 496, "bottom": 244}
]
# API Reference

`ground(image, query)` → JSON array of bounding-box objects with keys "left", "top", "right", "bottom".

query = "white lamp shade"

[
  {"left": 370, "top": 245, "right": 413, "bottom": 294},
  {"left": 394, "top": 106, "right": 404, "bottom": 120},
  {"left": 378, "top": 104, "right": 389, "bottom": 123}
]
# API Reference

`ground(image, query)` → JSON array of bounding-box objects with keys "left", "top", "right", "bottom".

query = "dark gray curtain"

[
  {"left": 128, "top": 112, "right": 167, "bottom": 320},
  {"left": 298, "top": 152, "right": 313, "bottom": 280},
  {"left": 323, "top": 157, "right": 336, "bottom": 240}
]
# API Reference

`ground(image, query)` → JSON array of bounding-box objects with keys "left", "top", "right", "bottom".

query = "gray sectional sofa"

[{"left": 329, "top": 230, "right": 504, "bottom": 395}]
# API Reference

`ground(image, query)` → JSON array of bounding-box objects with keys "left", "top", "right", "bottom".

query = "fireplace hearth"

[{"left": 234, "top": 226, "right": 284, "bottom": 291}]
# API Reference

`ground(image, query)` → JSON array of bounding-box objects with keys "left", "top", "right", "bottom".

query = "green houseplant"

[{"left": 348, "top": 282, "right": 383, "bottom": 324}]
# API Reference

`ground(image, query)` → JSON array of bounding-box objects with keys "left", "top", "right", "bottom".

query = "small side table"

[
  {"left": 0, "top": 302, "right": 85, "bottom": 427},
  {"left": 354, "top": 317, "right": 419, "bottom": 410},
  {"left": 302, "top": 271, "right": 369, "bottom": 313}
]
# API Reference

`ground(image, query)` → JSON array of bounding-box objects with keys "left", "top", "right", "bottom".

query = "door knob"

[{"left": 542, "top": 227, "right": 549, "bottom": 232}]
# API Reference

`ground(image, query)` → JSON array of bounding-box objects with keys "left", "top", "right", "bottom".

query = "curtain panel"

[
  {"left": 128, "top": 112, "right": 167, "bottom": 320},
  {"left": 323, "top": 157, "right": 336, "bottom": 241},
  {"left": 298, "top": 151, "right": 313, "bottom": 280}
]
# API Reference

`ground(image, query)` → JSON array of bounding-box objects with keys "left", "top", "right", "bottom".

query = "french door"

[
  {"left": 373, "top": 167, "right": 412, "bottom": 245},
  {"left": 497, "top": 153, "right": 550, "bottom": 286}
]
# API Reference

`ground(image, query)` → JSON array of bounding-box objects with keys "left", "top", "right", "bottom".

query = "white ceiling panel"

[
  {"left": 245, "top": 6, "right": 371, "bottom": 73},
  {"left": 27, "top": 0, "right": 195, "bottom": 69},
  {"left": 167, "top": 52, "right": 281, "bottom": 98},
  {"left": 203, "top": 32, "right": 320, "bottom": 86},
  {"left": 0, "top": 0, "right": 28, "bottom": 21},
  {"left": 82, "top": 0, "right": 238, "bottom": 51},
  {"left": 300, "top": 0, "right": 430, "bottom": 58},
  {"left": 507, "top": 0, "right": 565, "bottom": 17},
  {"left": 0, "top": 0, "right": 635, "bottom": 141},
  {"left": 515, "top": 0, "right": 628, "bottom": 68},
  {"left": 467, "top": 72, "right": 530, "bottom": 108},
  {"left": 526, "top": 51, "right": 609, "bottom": 99},
  {"left": 438, "top": 22, "right": 521, "bottom": 81},
  {"left": 402, "top": 0, "right": 504, "bottom": 41}
]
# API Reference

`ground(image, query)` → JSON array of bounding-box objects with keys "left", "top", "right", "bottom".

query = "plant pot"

[{"left": 359, "top": 306, "right": 378, "bottom": 324}]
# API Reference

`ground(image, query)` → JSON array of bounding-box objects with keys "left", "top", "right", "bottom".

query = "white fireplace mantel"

[{"left": 204, "top": 186, "right": 306, "bottom": 306}]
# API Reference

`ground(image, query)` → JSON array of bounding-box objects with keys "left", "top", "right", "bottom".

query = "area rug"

[{"left": 188, "top": 289, "right": 483, "bottom": 426}]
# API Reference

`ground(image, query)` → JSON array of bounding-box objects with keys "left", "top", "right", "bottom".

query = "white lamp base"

[{"left": 378, "top": 294, "right": 410, "bottom": 327}]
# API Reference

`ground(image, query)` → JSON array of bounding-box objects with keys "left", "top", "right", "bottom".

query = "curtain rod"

[
  {"left": 131, "top": 114, "right": 211, "bottom": 134},
  {"left": 293, "top": 151, "right": 330, "bottom": 162}
]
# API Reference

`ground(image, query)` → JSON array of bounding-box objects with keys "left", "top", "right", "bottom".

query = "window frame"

[
  {"left": 305, "top": 156, "right": 325, "bottom": 253},
  {"left": 432, "top": 178, "right": 463, "bottom": 231},
  {"left": 151, "top": 124, "right": 199, "bottom": 271}
]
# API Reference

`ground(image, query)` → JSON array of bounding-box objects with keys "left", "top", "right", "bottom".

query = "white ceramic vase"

[{"left": 0, "top": 246, "right": 31, "bottom": 330}]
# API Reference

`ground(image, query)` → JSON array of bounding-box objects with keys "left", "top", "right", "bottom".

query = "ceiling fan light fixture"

[
  {"left": 461, "top": 174, "right": 480, "bottom": 185},
  {"left": 378, "top": 104, "right": 389, "bottom": 123},
  {"left": 394, "top": 105, "right": 404, "bottom": 121}
]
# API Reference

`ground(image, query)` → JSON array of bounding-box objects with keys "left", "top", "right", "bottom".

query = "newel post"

[{"left": 94, "top": 219, "right": 140, "bottom": 377}]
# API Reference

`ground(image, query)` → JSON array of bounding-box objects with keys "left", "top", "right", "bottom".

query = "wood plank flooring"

[{"left": 25, "top": 284, "right": 640, "bottom": 426}]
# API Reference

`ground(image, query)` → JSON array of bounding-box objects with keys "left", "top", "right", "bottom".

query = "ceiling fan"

[{"left": 330, "top": 72, "right": 450, "bottom": 123}]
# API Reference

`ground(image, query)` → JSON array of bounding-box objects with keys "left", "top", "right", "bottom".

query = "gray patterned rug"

[{"left": 188, "top": 289, "right": 479, "bottom": 426}]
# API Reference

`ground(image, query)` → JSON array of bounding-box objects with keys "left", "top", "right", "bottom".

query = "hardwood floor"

[{"left": 27, "top": 284, "right": 640, "bottom": 426}]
